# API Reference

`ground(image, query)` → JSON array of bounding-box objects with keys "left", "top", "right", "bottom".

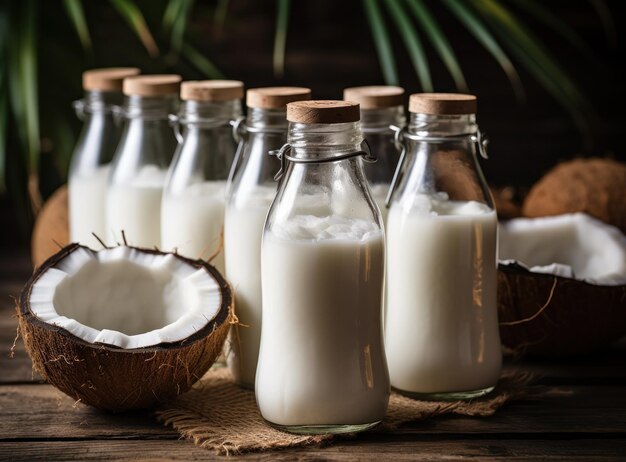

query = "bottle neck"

[
  {"left": 288, "top": 122, "right": 363, "bottom": 159},
  {"left": 179, "top": 99, "right": 242, "bottom": 128},
  {"left": 408, "top": 113, "right": 477, "bottom": 137},
  {"left": 74, "top": 90, "right": 123, "bottom": 120},
  {"left": 122, "top": 94, "right": 178, "bottom": 120},
  {"left": 245, "top": 107, "right": 289, "bottom": 132},
  {"left": 360, "top": 106, "right": 406, "bottom": 133}
]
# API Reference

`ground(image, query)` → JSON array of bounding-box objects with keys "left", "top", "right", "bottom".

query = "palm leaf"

[
  {"left": 405, "top": 0, "right": 467, "bottom": 92},
  {"left": 63, "top": 0, "right": 92, "bottom": 50},
  {"left": 589, "top": 0, "right": 617, "bottom": 45},
  {"left": 472, "top": 0, "right": 595, "bottom": 136},
  {"left": 504, "top": 0, "right": 596, "bottom": 61},
  {"left": 7, "top": 0, "right": 39, "bottom": 176},
  {"left": 273, "top": 0, "right": 290, "bottom": 78},
  {"left": 214, "top": 0, "right": 230, "bottom": 27},
  {"left": 384, "top": 0, "right": 431, "bottom": 91},
  {"left": 363, "top": 0, "right": 398, "bottom": 86},
  {"left": 163, "top": 0, "right": 195, "bottom": 52},
  {"left": 182, "top": 43, "right": 225, "bottom": 79},
  {"left": 110, "top": 0, "right": 159, "bottom": 57},
  {"left": 442, "top": 0, "right": 523, "bottom": 99}
]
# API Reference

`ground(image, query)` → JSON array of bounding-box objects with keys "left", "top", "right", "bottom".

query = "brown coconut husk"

[
  {"left": 31, "top": 185, "right": 69, "bottom": 268},
  {"left": 17, "top": 243, "right": 233, "bottom": 412},
  {"left": 498, "top": 262, "right": 626, "bottom": 357},
  {"left": 523, "top": 158, "right": 626, "bottom": 233}
]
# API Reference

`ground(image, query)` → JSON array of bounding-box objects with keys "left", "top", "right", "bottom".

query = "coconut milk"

[
  {"left": 161, "top": 181, "right": 226, "bottom": 272},
  {"left": 69, "top": 165, "right": 110, "bottom": 249},
  {"left": 256, "top": 215, "right": 389, "bottom": 426},
  {"left": 385, "top": 195, "right": 501, "bottom": 395},
  {"left": 224, "top": 186, "right": 276, "bottom": 387},
  {"left": 106, "top": 165, "right": 167, "bottom": 248}
]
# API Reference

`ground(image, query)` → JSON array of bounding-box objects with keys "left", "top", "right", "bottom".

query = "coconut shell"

[
  {"left": 31, "top": 185, "right": 69, "bottom": 268},
  {"left": 523, "top": 158, "right": 626, "bottom": 233},
  {"left": 498, "top": 262, "right": 626, "bottom": 357},
  {"left": 18, "top": 244, "right": 233, "bottom": 412}
]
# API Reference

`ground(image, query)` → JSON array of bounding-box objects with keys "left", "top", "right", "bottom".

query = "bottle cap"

[
  {"left": 247, "top": 87, "right": 312, "bottom": 109},
  {"left": 82, "top": 68, "right": 140, "bottom": 92},
  {"left": 409, "top": 93, "right": 477, "bottom": 115},
  {"left": 123, "top": 75, "right": 182, "bottom": 97},
  {"left": 181, "top": 80, "right": 244, "bottom": 102},
  {"left": 287, "top": 100, "right": 360, "bottom": 124},
  {"left": 343, "top": 85, "right": 404, "bottom": 109}
]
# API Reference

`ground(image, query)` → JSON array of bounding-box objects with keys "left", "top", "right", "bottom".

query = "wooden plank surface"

[{"left": 1, "top": 250, "right": 626, "bottom": 460}]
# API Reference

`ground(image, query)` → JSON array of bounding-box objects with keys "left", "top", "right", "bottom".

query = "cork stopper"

[
  {"left": 409, "top": 93, "right": 477, "bottom": 115},
  {"left": 246, "top": 87, "right": 312, "bottom": 109},
  {"left": 123, "top": 75, "right": 182, "bottom": 97},
  {"left": 82, "top": 68, "right": 140, "bottom": 92},
  {"left": 343, "top": 85, "right": 405, "bottom": 109},
  {"left": 180, "top": 80, "right": 244, "bottom": 102},
  {"left": 287, "top": 100, "right": 360, "bottom": 124}
]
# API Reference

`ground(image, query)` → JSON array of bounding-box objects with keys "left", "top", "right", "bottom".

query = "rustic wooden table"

[{"left": 1, "top": 249, "right": 625, "bottom": 461}]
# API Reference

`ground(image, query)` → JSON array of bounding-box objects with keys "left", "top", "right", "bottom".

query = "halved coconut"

[
  {"left": 498, "top": 213, "right": 626, "bottom": 357},
  {"left": 18, "top": 244, "right": 232, "bottom": 412}
]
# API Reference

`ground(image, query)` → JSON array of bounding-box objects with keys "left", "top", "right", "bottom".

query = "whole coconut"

[
  {"left": 31, "top": 185, "right": 69, "bottom": 268},
  {"left": 523, "top": 158, "right": 626, "bottom": 233}
]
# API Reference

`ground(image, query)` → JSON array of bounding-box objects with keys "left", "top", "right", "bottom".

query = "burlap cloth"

[{"left": 156, "top": 367, "right": 533, "bottom": 455}]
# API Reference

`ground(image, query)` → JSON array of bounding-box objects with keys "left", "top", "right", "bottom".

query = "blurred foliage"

[{"left": 0, "top": 0, "right": 614, "bottom": 236}]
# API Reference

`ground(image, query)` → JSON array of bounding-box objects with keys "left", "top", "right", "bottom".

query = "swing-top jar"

[
  {"left": 161, "top": 80, "right": 244, "bottom": 271},
  {"left": 68, "top": 67, "right": 140, "bottom": 248},
  {"left": 343, "top": 85, "right": 405, "bottom": 223},
  {"left": 225, "top": 87, "right": 312, "bottom": 388},
  {"left": 106, "top": 75, "right": 181, "bottom": 247},
  {"left": 385, "top": 93, "right": 501, "bottom": 400},
  {"left": 256, "top": 101, "right": 389, "bottom": 434}
]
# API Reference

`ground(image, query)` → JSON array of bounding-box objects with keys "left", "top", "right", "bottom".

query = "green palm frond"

[
  {"left": 63, "top": 0, "right": 92, "bottom": 51},
  {"left": 110, "top": 0, "right": 159, "bottom": 57},
  {"left": 163, "top": 0, "right": 196, "bottom": 52},
  {"left": 273, "top": 0, "right": 290, "bottom": 78},
  {"left": 182, "top": 43, "right": 225, "bottom": 79},
  {"left": 364, "top": 0, "right": 398, "bottom": 86}
]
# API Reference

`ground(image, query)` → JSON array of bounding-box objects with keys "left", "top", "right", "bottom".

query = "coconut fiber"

[{"left": 156, "top": 367, "right": 533, "bottom": 455}]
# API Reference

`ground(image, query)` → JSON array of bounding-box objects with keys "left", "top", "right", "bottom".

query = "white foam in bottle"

[
  {"left": 224, "top": 186, "right": 276, "bottom": 387},
  {"left": 106, "top": 165, "right": 167, "bottom": 248},
  {"left": 385, "top": 195, "right": 501, "bottom": 395},
  {"left": 161, "top": 181, "right": 226, "bottom": 273},
  {"left": 257, "top": 215, "right": 389, "bottom": 426},
  {"left": 69, "top": 165, "right": 110, "bottom": 249}
]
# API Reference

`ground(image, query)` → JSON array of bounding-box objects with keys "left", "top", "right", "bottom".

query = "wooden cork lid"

[
  {"left": 409, "top": 93, "right": 477, "bottom": 115},
  {"left": 287, "top": 100, "right": 360, "bottom": 124},
  {"left": 180, "top": 80, "right": 244, "bottom": 101},
  {"left": 343, "top": 85, "right": 405, "bottom": 109},
  {"left": 82, "top": 68, "right": 140, "bottom": 92},
  {"left": 247, "top": 87, "right": 312, "bottom": 109},
  {"left": 123, "top": 75, "right": 182, "bottom": 97}
]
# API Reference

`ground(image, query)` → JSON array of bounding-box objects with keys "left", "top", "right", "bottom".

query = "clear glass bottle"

[
  {"left": 256, "top": 100, "right": 389, "bottom": 434},
  {"left": 161, "top": 80, "right": 244, "bottom": 272},
  {"left": 106, "top": 75, "right": 181, "bottom": 248},
  {"left": 343, "top": 86, "right": 405, "bottom": 223},
  {"left": 385, "top": 93, "right": 501, "bottom": 400},
  {"left": 225, "top": 87, "right": 311, "bottom": 388},
  {"left": 68, "top": 68, "right": 140, "bottom": 249}
]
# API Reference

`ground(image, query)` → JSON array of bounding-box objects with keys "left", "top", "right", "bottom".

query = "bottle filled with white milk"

[
  {"left": 343, "top": 86, "right": 406, "bottom": 223},
  {"left": 385, "top": 93, "right": 501, "bottom": 400},
  {"left": 257, "top": 100, "right": 389, "bottom": 434},
  {"left": 225, "top": 87, "right": 311, "bottom": 388},
  {"left": 106, "top": 75, "right": 181, "bottom": 248},
  {"left": 68, "top": 68, "right": 140, "bottom": 249},
  {"left": 161, "top": 80, "right": 243, "bottom": 272}
]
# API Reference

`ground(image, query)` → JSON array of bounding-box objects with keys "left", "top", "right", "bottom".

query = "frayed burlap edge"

[{"left": 156, "top": 368, "right": 534, "bottom": 456}]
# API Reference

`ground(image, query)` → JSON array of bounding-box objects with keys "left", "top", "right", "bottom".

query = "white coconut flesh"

[
  {"left": 28, "top": 246, "right": 223, "bottom": 349},
  {"left": 499, "top": 213, "right": 626, "bottom": 286}
]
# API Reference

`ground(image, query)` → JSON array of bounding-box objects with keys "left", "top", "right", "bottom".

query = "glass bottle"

[
  {"left": 343, "top": 85, "right": 406, "bottom": 223},
  {"left": 256, "top": 100, "right": 389, "bottom": 434},
  {"left": 68, "top": 68, "right": 140, "bottom": 249},
  {"left": 385, "top": 93, "right": 501, "bottom": 400},
  {"left": 161, "top": 80, "right": 244, "bottom": 272},
  {"left": 106, "top": 75, "right": 181, "bottom": 248},
  {"left": 225, "top": 87, "right": 311, "bottom": 388}
]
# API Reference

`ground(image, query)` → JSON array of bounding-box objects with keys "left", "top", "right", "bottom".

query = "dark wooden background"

[{"left": 2, "top": 0, "right": 625, "bottom": 249}]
